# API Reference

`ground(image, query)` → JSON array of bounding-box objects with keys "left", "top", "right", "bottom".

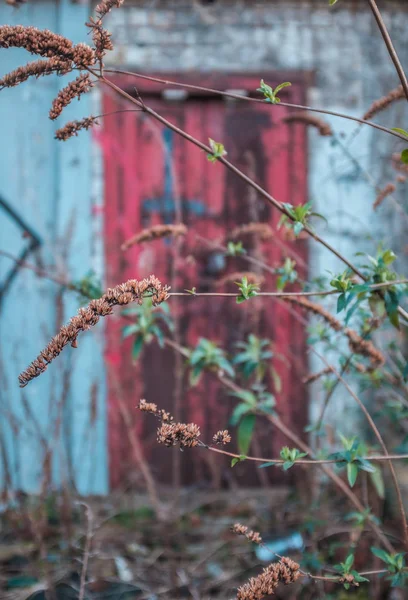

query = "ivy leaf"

[{"left": 237, "top": 414, "right": 256, "bottom": 455}]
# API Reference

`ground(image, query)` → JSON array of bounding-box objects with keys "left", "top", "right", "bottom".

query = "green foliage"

[
  {"left": 226, "top": 241, "right": 246, "bottom": 256},
  {"left": 122, "top": 300, "right": 174, "bottom": 361},
  {"left": 259, "top": 446, "right": 308, "bottom": 470},
  {"left": 257, "top": 79, "right": 292, "bottom": 104},
  {"left": 371, "top": 547, "right": 407, "bottom": 587},
  {"left": 275, "top": 258, "right": 298, "bottom": 291},
  {"left": 278, "top": 201, "right": 326, "bottom": 236},
  {"left": 74, "top": 270, "right": 103, "bottom": 304},
  {"left": 188, "top": 338, "right": 234, "bottom": 386},
  {"left": 333, "top": 554, "right": 369, "bottom": 590},
  {"left": 329, "top": 0, "right": 339, "bottom": 5},
  {"left": 231, "top": 454, "right": 247, "bottom": 467},
  {"left": 229, "top": 384, "right": 275, "bottom": 456},
  {"left": 345, "top": 509, "right": 380, "bottom": 529},
  {"left": 402, "top": 149, "right": 408, "bottom": 164},
  {"left": 233, "top": 334, "right": 273, "bottom": 380},
  {"left": 329, "top": 435, "right": 376, "bottom": 488},
  {"left": 237, "top": 413, "right": 256, "bottom": 455},
  {"left": 207, "top": 138, "right": 227, "bottom": 162},
  {"left": 235, "top": 276, "right": 260, "bottom": 303},
  {"left": 392, "top": 128, "right": 408, "bottom": 139}
]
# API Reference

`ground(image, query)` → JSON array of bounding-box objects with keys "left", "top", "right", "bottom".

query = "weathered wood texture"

[
  {"left": 101, "top": 75, "right": 309, "bottom": 486},
  {"left": 0, "top": 1, "right": 108, "bottom": 495}
]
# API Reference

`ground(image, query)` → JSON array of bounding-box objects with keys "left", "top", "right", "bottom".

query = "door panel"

[{"left": 101, "top": 75, "right": 309, "bottom": 487}]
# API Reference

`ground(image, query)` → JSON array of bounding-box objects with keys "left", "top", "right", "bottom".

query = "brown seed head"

[
  {"left": 0, "top": 57, "right": 72, "bottom": 89},
  {"left": 363, "top": 85, "right": 405, "bottom": 121},
  {"left": 55, "top": 116, "right": 99, "bottom": 141},
  {"left": 18, "top": 276, "right": 169, "bottom": 387},
  {"left": 373, "top": 182, "right": 396, "bottom": 210},
  {"left": 95, "top": 0, "right": 124, "bottom": 18},
  {"left": 121, "top": 224, "right": 187, "bottom": 250},
  {"left": 236, "top": 557, "right": 300, "bottom": 599},
  {"left": 229, "top": 222, "right": 273, "bottom": 242},
  {"left": 49, "top": 74, "right": 94, "bottom": 120},
  {"left": 157, "top": 422, "right": 200, "bottom": 449},
  {"left": 232, "top": 523, "right": 262, "bottom": 544},
  {"left": 213, "top": 430, "right": 231, "bottom": 445},
  {"left": 283, "top": 111, "right": 333, "bottom": 136}
]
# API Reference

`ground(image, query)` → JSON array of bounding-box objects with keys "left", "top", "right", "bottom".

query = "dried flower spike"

[
  {"left": 232, "top": 523, "right": 262, "bottom": 544},
  {"left": 19, "top": 276, "right": 169, "bottom": 387},
  {"left": 157, "top": 422, "right": 200, "bottom": 449},
  {"left": 121, "top": 224, "right": 187, "bottom": 250},
  {"left": 95, "top": 0, "right": 124, "bottom": 19},
  {"left": 363, "top": 85, "right": 405, "bottom": 120},
  {"left": 229, "top": 222, "right": 273, "bottom": 242},
  {"left": 373, "top": 182, "right": 396, "bottom": 210},
  {"left": 138, "top": 399, "right": 173, "bottom": 423},
  {"left": 236, "top": 557, "right": 300, "bottom": 600},
  {"left": 0, "top": 57, "right": 71, "bottom": 90},
  {"left": 55, "top": 116, "right": 99, "bottom": 141},
  {"left": 283, "top": 111, "right": 333, "bottom": 136},
  {"left": 213, "top": 430, "right": 231, "bottom": 445},
  {"left": 49, "top": 74, "right": 94, "bottom": 120}
]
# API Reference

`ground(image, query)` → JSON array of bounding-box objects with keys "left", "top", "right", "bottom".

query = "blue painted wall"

[{"left": 0, "top": 1, "right": 108, "bottom": 495}]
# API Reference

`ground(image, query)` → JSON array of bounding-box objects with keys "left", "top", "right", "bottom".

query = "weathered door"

[{"left": 101, "top": 74, "right": 309, "bottom": 487}]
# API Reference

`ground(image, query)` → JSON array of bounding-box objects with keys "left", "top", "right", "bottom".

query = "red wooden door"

[{"left": 100, "top": 74, "right": 309, "bottom": 488}]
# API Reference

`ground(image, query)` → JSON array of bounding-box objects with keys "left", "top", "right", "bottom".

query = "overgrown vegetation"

[{"left": 1, "top": 0, "right": 408, "bottom": 598}]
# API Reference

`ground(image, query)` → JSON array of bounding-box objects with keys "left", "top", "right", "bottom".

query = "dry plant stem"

[
  {"left": 312, "top": 348, "right": 408, "bottom": 551},
  {"left": 367, "top": 0, "right": 408, "bottom": 102},
  {"left": 78, "top": 502, "right": 93, "bottom": 600},
  {"left": 113, "top": 374, "right": 163, "bottom": 519},
  {"left": 104, "top": 69, "right": 408, "bottom": 143},
  {"left": 98, "top": 75, "right": 408, "bottom": 323},
  {"left": 204, "top": 444, "right": 408, "bottom": 465}
]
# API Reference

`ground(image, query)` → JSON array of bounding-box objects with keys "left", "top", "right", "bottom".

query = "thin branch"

[
  {"left": 104, "top": 68, "right": 408, "bottom": 143},
  {"left": 368, "top": 0, "right": 408, "bottom": 102}
]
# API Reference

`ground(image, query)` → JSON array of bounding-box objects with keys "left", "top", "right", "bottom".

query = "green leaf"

[
  {"left": 259, "top": 461, "right": 277, "bottom": 469},
  {"left": 237, "top": 414, "right": 256, "bottom": 455},
  {"left": 230, "top": 402, "right": 251, "bottom": 426},
  {"left": 231, "top": 455, "right": 247, "bottom": 467},
  {"left": 344, "top": 553, "right": 354, "bottom": 571},
  {"left": 132, "top": 335, "right": 144, "bottom": 361},
  {"left": 274, "top": 82, "right": 292, "bottom": 94},
  {"left": 347, "top": 462, "right": 359, "bottom": 487},
  {"left": 371, "top": 547, "right": 391, "bottom": 563},
  {"left": 370, "top": 468, "right": 385, "bottom": 498},
  {"left": 401, "top": 149, "right": 408, "bottom": 164},
  {"left": 293, "top": 221, "right": 304, "bottom": 237},
  {"left": 329, "top": 0, "right": 339, "bottom": 4},
  {"left": 283, "top": 460, "right": 294, "bottom": 470},
  {"left": 337, "top": 293, "right": 347, "bottom": 313},
  {"left": 392, "top": 128, "right": 408, "bottom": 138}
]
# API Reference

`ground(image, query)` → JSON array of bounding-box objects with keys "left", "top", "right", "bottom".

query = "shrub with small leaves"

[
  {"left": 188, "top": 338, "right": 234, "bottom": 386},
  {"left": 329, "top": 435, "right": 377, "bottom": 488},
  {"left": 257, "top": 79, "right": 291, "bottom": 104},
  {"left": 278, "top": 201, "right": 326, "bottom": 236},
  {"left": 333, "top": 554, "right": 369, "bottom": 590},
  {"left": 371, "top": 547, "right": 408, "bottom": 587},
  {"left": 122, "top": 300, "right": 174, "bottom": 361},
  {"left": 207, "top": 138, "right": 227, "bottom": 162},
  {"left": 235, "top": 276, "right": 260, "bottom": 303},
  {"left": 275, "top": 258, "right": 298, "bottom": 291}
]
